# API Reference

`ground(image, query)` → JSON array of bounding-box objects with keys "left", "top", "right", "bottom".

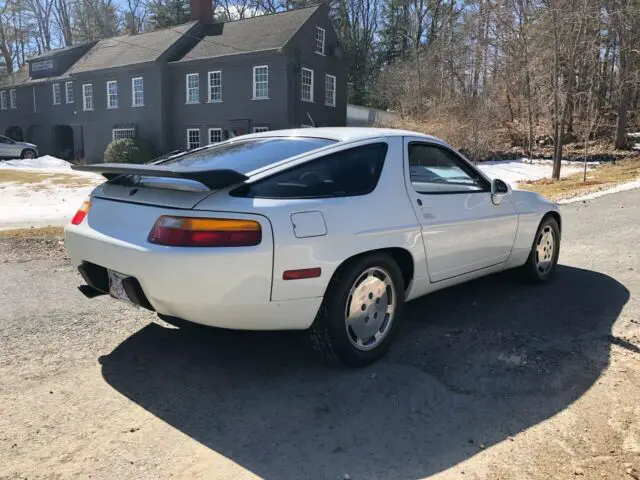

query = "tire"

[
  {"left": 520, "top": 216, "right": 561, "bottom": 283},
  {"left": 21, "top": 149, "right": 37, "bottom": 159},
  {"left": 309, "top": 252, "right": 405, "bottom": 367}
]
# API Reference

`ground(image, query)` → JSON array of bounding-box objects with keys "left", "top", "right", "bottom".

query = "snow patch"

[
  {"left": 0, "top": 155, "right": 103, "bottom": 229},
  {"left": 0, "top": 155, "right": 72, "bottom": 171},
  {"left": 557, "top": 179, "right": 640, "bottom": 204},
  {"left": 0, "top": 182, "right": 97, "bottom": 230},
  {"left": 0, "top": 155, "right": 100, "bottom": 178},
  {"left": 477, "top": 158, "right": 591, "bottom": 187}
]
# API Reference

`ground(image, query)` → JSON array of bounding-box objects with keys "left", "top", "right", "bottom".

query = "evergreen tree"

[{"left": 148, "top": 0, "right": 191, "bottom": 29}]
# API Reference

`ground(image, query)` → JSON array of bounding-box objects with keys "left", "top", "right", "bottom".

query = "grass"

[
  {"left": 0, "top": 226, "right": 67, "bottom": 262},
  {"left": 0, "top": 170, "right": 58, "bottom": 184},
  {"left": 0, "top": 169, "right": 96, "bottom": 188},
  {"left": 520, "top": 156, "right": 640, "bottom": 200},
  {"left": 0, "top": 226, "right": 64, "bottom": 239}
]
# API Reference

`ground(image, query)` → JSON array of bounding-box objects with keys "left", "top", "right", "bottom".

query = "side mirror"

[{"left": 491, "top": 178, "right": 510, "bottom": 205}]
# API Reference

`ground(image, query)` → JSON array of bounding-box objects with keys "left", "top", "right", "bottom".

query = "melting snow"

[
  {"left": 0, "top": 156, "right": 103, "bottom": 229},
  {"left": 477, "top": 158, "right": 592, "bottom": 187}
]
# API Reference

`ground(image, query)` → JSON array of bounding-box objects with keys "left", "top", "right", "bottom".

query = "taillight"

[
  {"left": 71, "top": 199, "right": 91, "bottom": 225},
  {"left": 148, "top": 216, "right": 262, "bottom": 247}
]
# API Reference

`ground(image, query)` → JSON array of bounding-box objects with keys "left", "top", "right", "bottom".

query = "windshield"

[{"left": 159, "top": 137, "right": 337, "bottom": 174}]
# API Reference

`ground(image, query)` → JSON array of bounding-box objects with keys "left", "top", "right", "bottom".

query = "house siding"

[
  {"left": 168, "top": 51, "right": 290, "bottom": 149},
  {"left": 283, "top": 6, "right": 347, "bottom": 128},
  {"left": 71, "top": 65, "right": 165, "bottom": 162}
]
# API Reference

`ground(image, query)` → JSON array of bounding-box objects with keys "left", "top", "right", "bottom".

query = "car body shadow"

[{"left": 100, "top": 265, "right": 629, "bottom": 478}]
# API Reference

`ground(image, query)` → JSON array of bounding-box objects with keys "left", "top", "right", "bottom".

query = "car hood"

[{"left": 15, "top": 141, "right": 37, "bottom": 148}]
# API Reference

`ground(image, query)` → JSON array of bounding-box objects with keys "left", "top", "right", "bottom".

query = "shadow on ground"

[{"left": 100, "top": 266, "right": 629, "bottom": 478}]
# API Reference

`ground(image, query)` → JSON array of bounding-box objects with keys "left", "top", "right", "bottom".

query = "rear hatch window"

[
  {"left": 93, "top": 137, "right": 337, "bottom": 209},
  {"left": 158, "top": 137, "right": 337, "bottom": 174}
]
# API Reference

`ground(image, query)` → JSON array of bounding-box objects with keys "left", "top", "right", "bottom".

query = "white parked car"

[{"left": 65, "top": 128, "right": 561, "bottom": 367}]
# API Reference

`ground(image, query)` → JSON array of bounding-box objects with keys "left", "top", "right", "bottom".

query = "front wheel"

[
  {"left": 521, "top": 216, "right": 561, "bottom": 283},
  {"left": 21, "top": 149, "right": 37, "bottom": 159},
  {"left": 309, "top": 253, "right": 405, "bottom": 367}
]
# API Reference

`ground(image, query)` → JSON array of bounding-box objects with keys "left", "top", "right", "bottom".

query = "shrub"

[{"left": 104, "top": 138, "right": 157, "bottom": 164}]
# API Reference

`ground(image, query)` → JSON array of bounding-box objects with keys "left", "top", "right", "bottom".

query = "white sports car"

[{"left": 65, "top": 128, "right": 561, "bottom": 367}]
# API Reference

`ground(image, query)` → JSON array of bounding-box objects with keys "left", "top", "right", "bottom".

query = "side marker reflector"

[{"left": 283, "top": 268, "right": 322, "bottom": 280}]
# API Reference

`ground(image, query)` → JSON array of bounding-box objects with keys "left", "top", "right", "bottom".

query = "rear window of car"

[
  {"left": 159, "top": 137, "right": 336, "bottom": 174},
  {"left": 232, "top": 143, "right": 389, "bottom": 199}
]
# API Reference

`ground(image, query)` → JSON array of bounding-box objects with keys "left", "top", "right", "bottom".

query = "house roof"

[
  {"left": 0, "top": 65, "right": 71, "bottom": 88},
  {"left": 177, "top": 5, "right": 321, "bottom": 62},
  {"left": 0, "top": 5, "right": 325, "bottom": 87},
  {"left": 68, "top": 22, "right": 198, "bottom": 74},
  {"left": 28, "top": 43, "right": 94, "bottom": 62}
]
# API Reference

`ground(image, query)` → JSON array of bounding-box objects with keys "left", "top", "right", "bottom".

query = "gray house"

[{"left": 0, "top": 2, "right": 346, "bottom": 163}]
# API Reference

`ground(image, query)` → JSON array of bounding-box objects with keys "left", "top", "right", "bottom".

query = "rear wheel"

[
  {"left": 521, "top": 216, "right": 560, "bottom": 283},
  {"left": 309, "top": 253, "right": 405, "bottom": 367},
  {"left": 21, "top": 149, "right": 36, "bottom": 159}
]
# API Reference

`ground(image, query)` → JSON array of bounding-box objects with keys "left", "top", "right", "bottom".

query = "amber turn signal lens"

[{"left": 71, "top": 199, "right": 91, "bottom": 225}]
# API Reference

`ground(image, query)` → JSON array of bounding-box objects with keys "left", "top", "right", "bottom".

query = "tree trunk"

[
  {"left": 614, "top": 36, "right": 629, "bottom": 149},
  {"left": 551, "top": 1, "right": 562, "bottom": 180}
]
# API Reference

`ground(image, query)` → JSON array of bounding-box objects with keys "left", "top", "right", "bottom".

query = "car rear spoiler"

[{"left": 71, "top": 163, "right": 249, "bottom": 190}]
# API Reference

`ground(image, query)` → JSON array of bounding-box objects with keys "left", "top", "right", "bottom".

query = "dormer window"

[
  {"left": 315, "top": 27, "right": 326, "bottom": 55},
  {"left": 32, "top": 59, "right": 53, "bottom": 72}
]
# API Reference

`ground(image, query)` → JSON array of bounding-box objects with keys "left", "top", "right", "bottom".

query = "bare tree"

[
  {"left": 24, "top": 0, "right": 55, "bottom": 52},
  {"left": 53, "top": 0, "right": 73, "bottom": 46},
  {"left": 122, "top": 0, "right": 147, "bottom": 34}
]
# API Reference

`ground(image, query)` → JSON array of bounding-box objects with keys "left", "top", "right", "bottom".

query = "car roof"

[{"left": 242, "top": 127, "right": 447, "bottom": 144}]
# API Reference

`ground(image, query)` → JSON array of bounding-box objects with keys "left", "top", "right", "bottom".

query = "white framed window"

[
  {"left": 112, "top": 128, "right": 136, "bottom": 141},
  {"left": 65, "top": 82, "right": 74, "bottom": 104},
  {"left": 52, "top": 83, "right": 62, "bottom": 105},
  {"left": 82, "top": 84, "right": 93, "bottom": 111},
  {"left": 9, "top": 89, "right": 16, "bottom": 109},
  {"left": 132, "top": 77, "right": 144, "bottom": 107},
  {"left": 32, "top": 59, "right": 53, "bottom": 72},
  {"left": 253, "top": 66, "right": 268, "bottom": 100},
  {"left": 187, "top": 128, "right": 200, "bottom": 149},
  {"left": 208, "top": 128, "right": 223, "bottom": 144},
  {"left": 301, "top": 68, "right": 314, "bottom": 102},
  {"left": 325, "top": 74, "right": 336, "bottom": 107},
  {"left": 315, "top": 27, "right": 326, "bottom": 54},
  {"left": 0, "top": 91, "right": 6, "bottom": 110},
  {"left": 208, "top": 71, "right": 222, "bottom": 102},
  {"left": 253, "top": 126, "right": 268, "bottom": 133},
  {"left": 186, "top": 73, "right": 199, "bottom": 104},
  {"left": 106, "top": 80, "right": 118, "bottom": 109}
]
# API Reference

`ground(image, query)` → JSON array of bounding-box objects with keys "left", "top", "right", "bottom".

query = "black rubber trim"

[
  {"left": 78, "top": 284, "right": 107, "bottom": 298},
  {"left": 121, "top": 277, "right": 155, "bottom": 311},
  {"left": 71, "top": 163, "right": 248, "bottom": 190},
  {"left": 78, "top": 262, "right": 109, "bottom": 292}
]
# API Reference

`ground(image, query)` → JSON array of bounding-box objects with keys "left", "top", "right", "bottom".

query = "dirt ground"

[{"left": 1, "top": 190, "right": 639, "bottom": 480}]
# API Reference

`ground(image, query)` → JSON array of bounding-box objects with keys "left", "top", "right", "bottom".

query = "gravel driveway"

[{"left": 1, "top": 190, "right": 639, "bottom": 480}]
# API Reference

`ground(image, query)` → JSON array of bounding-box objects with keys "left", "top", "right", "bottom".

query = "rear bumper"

[{"left": 64, "top": 214, "right": 321, "bottom": 331}]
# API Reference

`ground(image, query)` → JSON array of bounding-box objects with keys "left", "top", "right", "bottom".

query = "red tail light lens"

[
  {"left": 148, "top": 216, "right": 262, "bottom": 247},
  {"left": 71, "top": 199, "right": 91, "bottom": 225}
]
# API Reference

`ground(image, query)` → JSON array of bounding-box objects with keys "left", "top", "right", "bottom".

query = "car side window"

[
  {"left": 0, "top": 136, "right": 12, "bottom": 144},
  {"left": 408, "top": 143, "right": 488, "bottom": 194},
  {"left": 233, "top": 143, "right": 388, "bottom": 199}
]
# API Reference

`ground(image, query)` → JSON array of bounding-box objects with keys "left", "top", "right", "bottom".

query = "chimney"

[{"left": 190, "top": 0, "right": 213, "bottom": 24}]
